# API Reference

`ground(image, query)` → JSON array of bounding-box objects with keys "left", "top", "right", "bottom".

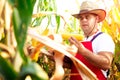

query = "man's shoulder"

[
  {"left": 94, "top": 32, "right": 114, "bottom": 42},
  {"left": 98, "top": 32, "right": 112, "bottom": 39}
]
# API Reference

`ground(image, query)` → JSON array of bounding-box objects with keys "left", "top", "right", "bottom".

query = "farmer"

[{"left": 67, "top": 1, "right": 115, "bottom": 80}]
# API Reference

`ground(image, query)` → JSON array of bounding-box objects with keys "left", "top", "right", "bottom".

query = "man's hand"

[{"left": 69, "top": 37, "right": 86, "bottom": 54}]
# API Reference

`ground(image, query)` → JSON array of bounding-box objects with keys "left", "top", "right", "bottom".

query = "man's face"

[{"left": 78, "top": 13, "right": 98, "bottom": 35}]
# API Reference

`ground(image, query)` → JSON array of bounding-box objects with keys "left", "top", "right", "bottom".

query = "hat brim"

[{"left": 72, "top": 9, "right": 106, "bottom": 23}]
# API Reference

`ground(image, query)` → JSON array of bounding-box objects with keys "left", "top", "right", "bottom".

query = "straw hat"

[{"left": 72, "top": 1, "right": 106, "bottom": 22}]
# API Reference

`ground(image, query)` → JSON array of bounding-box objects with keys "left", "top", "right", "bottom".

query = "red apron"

[{"left": 70, "top": 32, "right": 106, "bottom": 80}]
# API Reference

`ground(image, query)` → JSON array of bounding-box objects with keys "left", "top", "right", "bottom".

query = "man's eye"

[
  {"left": 86, "top": 15, "right": 90, "bottom": 19},
  {"left": 79, "top": 17, "right": 83, "bottom": 20}
]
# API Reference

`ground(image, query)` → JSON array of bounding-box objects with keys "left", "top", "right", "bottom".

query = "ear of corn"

[{"left": 61, "top": 33, "right": 84, "bottom": 41}]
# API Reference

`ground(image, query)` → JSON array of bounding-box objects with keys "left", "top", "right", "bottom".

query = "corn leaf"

[
  {"left": 12, "top": 0, "right": 36, "bottom": 62},
  {"left": 18, "top": 60, "right": 49, "bottom": 80},
  {"left": 0, "top": 56, "right": 17, "bottom": 80}
]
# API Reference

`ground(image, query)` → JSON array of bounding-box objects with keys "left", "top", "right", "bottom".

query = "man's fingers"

[{"left": 69, "top": 37, "right": 79, "bottom": 47}]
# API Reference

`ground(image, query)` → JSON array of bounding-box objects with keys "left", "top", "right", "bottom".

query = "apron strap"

[{"left": 91, "top": 32, "right": 103, "bottom": 42}]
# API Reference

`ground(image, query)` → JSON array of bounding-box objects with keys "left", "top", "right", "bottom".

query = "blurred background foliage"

[{"left": 0, "top": 0, "right": 120, "bottom": 80}]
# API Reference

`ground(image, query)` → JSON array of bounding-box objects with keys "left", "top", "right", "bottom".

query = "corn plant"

[{"left": 0, "top": 0, "right": 49, "bottom": 80}]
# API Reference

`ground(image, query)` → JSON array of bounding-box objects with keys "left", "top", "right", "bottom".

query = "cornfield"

[{"left": 0, "top": 0, "right": 120, "bottom": 80}]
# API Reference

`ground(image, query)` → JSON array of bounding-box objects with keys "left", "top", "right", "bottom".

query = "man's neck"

[{"left": 85, "top": 29, "right": 99, "bottom": 38}]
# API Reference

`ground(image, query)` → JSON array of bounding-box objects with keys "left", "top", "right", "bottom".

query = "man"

[{"left": 68, "top": 1, "right": 115, "bottom": 80}]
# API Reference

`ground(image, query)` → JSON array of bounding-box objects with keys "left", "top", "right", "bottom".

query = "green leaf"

[
  {"left": 12, "top": 8, "right": 27, "bottom": 62},
  {"left": 12, "top": 0, "right": 36, "bottom": 45},
  {"left": 18, "top": 60, "right": 49, "bottom": 80},
  {"left": 0, "top": 56, "right": 17, "bottom": 80},
  {"left": 7, "top": 0, "right": 15, "bottom": 6},
  {"left": 56, "top": 15, "right": 60, "bottom": 33},
  {"left": 12, "top": 0, "right": 36, "bottom": 62}
]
